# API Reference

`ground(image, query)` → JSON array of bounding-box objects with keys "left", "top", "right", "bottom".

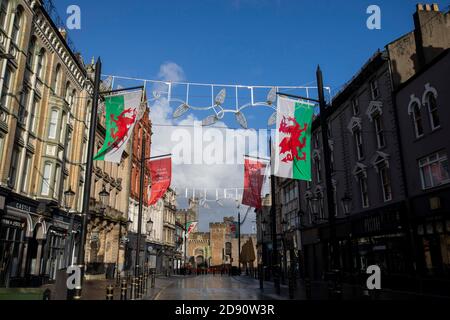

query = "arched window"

[
  {"left": 426, "top": 93, "right": 440, "bottom": 130},
  {"left": 26, "top": 36, "right": 36, "bottom": 70},
  {"left": 69, "top": 89, "right": 77, "bottom": 108},
  {"left": 411, "top": 102, "right": 424, "bottom": 138},
  {"left": 0, "top": 0, "right": 9, "bottom": 31},
  {"left": 11, "top": 6, "right": 23, "bottom": 46},
  {"left": 52, "top": 64, "right": 62, "bottom": 95},
  {"left": 64, "top": 81, "right": 71, "bottom": 101},
  {"left": 36, "top": 48, "right": 46, "bottom": 80}
]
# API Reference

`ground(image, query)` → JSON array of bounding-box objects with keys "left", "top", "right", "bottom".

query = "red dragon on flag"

[
  {"left": 278, "top": 116, "right": 308, "bottom": 163},
  {"left": 108, "top": 108, "right": 137, "bottom": 150}
]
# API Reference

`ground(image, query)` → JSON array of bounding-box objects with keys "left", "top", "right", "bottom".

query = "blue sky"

[
  {"left": 55, "top": 0, "right": 448, "bottom": 90},
  {"left": 53, "top": 0, "right": 448, "bottom": 232}
]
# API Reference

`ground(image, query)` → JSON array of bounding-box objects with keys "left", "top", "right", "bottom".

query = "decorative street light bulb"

[
  {"left": 215, "top": 89, "right": 226, "bottom": 105},
  {"left": 99, "top": 186, "right": 110, "bottom": 212},
  {"left": 202, "top": 114, "right": 219, "bottom": 126},
  {"left": 341, "top": 194, "right": 352, "bottom": 216},
  {"left": 64, "top": 187, "right": 76, "bottom": 211},
  {"left": 267, "top": 87, "right": 277, "bottom": 105},
  {"left": 146, "top": 217, "right": 154, "bottom": 234},
  {"left": 235, "top": 111, "right": 248, "bottom": 129},
  {"left": 173, "top": 103, "right": 190, "bottom": 119}
]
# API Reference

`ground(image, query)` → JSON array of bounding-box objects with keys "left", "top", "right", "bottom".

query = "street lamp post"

[
  {"left": 116, "top": 218, "right": 132, "bottom": 285},
  {"left": 99, "top": 186, "right": 110, "bottom": 213},
  {"left": 64, "top": 188, "right": 76, "bottom": 267},
  {"left": 71, "top": 58, "right": 102, "bottom": 300},
  {"left": 268, "top": 138, "right": 281, "bottom": 295},
  {"left": 260, "top": 218, "right": 267, "bottom": 290},
  {"left": 236, "top": 200, "right": 241, "bottom": 276}
]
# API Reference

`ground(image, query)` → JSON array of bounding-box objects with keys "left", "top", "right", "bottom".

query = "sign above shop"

[
  {"left": 7, "top": 200, "right": 37, "bottom": 214},
  {"left": 1, "top": 217, "right": 25, "bottom": 228}
]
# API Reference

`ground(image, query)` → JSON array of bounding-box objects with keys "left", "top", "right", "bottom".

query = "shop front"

[
  {"left": 0, "top": 193, "right": 40, "bottom": 287},
  {"left": 343, "top": 202, "right": 411, "bottom": 289}
]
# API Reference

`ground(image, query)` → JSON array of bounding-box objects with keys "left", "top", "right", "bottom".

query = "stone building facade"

[
  {"left": 271, "top": 4, "right": 449, "bottom": 293},
  {"left": 85, "top": 69, "right": 132, "bottom": 279},
  {"left": 186, "top": 216, "right": 256, "bottom": 270},
  {"left": 395, "top": 49, "right": 450, "bottom": 282},
  {"left": 0, "top": 0, "right": 94, "bottom": 287}
]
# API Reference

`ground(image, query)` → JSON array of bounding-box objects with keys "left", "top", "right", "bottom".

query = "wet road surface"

[{"left": 153, "top": 275, "right": 280, "bottom": 300}]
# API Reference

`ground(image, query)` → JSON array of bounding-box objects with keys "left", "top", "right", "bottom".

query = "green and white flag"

[
  {"left": 274, "top": 96, "right": 315, "bottom": 181},
  {"left": 94, "top": 91, "right": 143, "bottom": 163},
  {"left": 186, "top": 221, "right": 198, "bottom": 235}
]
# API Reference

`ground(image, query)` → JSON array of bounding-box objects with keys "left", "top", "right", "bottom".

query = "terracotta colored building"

[{"left": 127, "top": 107, "right": 152, "bottom": 271}]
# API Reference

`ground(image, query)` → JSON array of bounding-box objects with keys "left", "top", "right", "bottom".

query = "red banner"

[
  {"left": 242, "top": 158, "right": 267, "bottom": 209},
  {"left": 149, "top": 157, "right": 172, "bottom": 205}
]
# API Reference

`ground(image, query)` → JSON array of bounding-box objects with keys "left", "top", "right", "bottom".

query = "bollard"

[
  {"left": 131, "top": 277, "right": 138, "bottom": 300},
  {"left": 106, "top": 285, "right": 114, "bottom": 300},
  {"left": 138, "top": 275, "right": 143, "bottom": 299},
  {"left": 43, "top": 289, "right": 51, "bottom": 300},
  {"left": 288, "top": 275, "right": 295, "bottom": 300},
  {"left": 120, "top": 279, "right": 128, "bottom": 300},
  {"left": 305, "top": 278, "right": 312, "bottom": 300},
  {"left": 146, "top": 273, "right": 149, "bottom": 292},
  {"left": 116, "top": 270, "right": 120, "bottom": 287}
]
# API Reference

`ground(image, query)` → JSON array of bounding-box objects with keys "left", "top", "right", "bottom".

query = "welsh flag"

[
  {"left": 94, "top": 90, "right": 143, "bottom": 163},
  {"left": 274, "top": 96, "right": 315, "bottom": 181},
  {"left": 185, "top": 221, "right": 198, "bottom": 235}
]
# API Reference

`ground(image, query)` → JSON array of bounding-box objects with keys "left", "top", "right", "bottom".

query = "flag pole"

[
  {"left": 269, "top": 136, "right": 281, "bottom": 295},
  {"left": 71, "top": 58, "right": 102, "bottom": 300},
  {"left": 134, "top": 132, "right": 146, "bottom": 299},
  {"left": 317, "top": 66, "right": 340, "bottom": 298}
]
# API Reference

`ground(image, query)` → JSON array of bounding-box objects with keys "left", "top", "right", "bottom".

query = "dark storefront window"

[
  {"left": 0, "top": 220, "right": 25, "bottom": 287},
  {"left": 44, "top": 230, "right": 66, "bottom": 280}
]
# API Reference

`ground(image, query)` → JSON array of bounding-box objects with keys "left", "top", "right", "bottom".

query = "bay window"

[
  {"left": 48, "top": 108, "right": 58, "bottom": 139},
  {"left": 419, "top": 152, "right": 449, "bottom": 190},
  {"left": 359, "top": 175, "right": 369, "bottom": 208},
  {"left": 41, "top": 162, "right": 52, "bottom": 196}
]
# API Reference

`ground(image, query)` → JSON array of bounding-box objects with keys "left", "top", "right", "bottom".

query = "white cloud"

[{"left": 149, "top": 62, "right": 260, "bottom": 233}]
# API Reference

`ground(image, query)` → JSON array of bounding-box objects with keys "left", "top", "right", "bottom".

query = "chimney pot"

[
  {"left": 425, "top": 4, "right": 431, "bottom": 11},
  {"left": 417, "top": 4, "right": 424, "bottom": 11},
  {"left": 432, "top": 3, "right": 439, "bottom": 11}
]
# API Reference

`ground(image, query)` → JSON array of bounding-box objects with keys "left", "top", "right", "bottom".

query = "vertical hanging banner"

[
  {"left": 94, "top": 90, "right": 143, "bottom": 163},
  {"left": 149, "top": 157, "right": 172, "bottom": 205},
  {"left": 275, "top": 96, "right": 315, "bottom": 181},
  {"left": 242, "top": 157, "right": 267, "bottom": 209}
]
